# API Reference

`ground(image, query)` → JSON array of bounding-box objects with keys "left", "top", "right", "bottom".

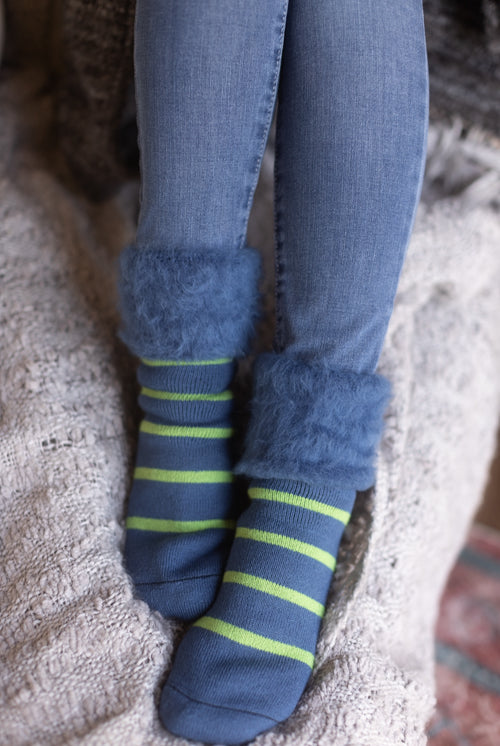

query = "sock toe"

[
  {"left": 134, "top": 575, "right": 223, "bottom": 621},
  {"left": 159, "top": 682, "right": 279, "bottom": 745}
]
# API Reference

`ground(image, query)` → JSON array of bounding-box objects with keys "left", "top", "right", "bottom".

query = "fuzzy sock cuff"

[
  {"left": 233, "top": 352, "right": 393, "bottom": 491},
  {"left": 116, "top": 244, "right": 263, "bottom": 360}
]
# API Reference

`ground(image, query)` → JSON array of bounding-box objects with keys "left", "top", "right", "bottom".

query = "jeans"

[{"left": 132, "top": 0, "right": 428, "bottom": 375}]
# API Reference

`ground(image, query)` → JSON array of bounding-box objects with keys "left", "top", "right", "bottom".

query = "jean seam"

[
  {"left": 273, "top": 111, "right": 286, "bottom": 353},
  {"left": 237, "top": 1, "right": 289, "bottom": 253},
  {"left": 385, "top": 43, "right": 429, "bottom": 309},
  {"left": 370, "top": 3, "right": 430, "bottom": 323}
]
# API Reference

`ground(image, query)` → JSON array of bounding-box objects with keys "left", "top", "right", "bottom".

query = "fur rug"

[{"left": 1, "top": 68, "right": 500, "bottom": 746}]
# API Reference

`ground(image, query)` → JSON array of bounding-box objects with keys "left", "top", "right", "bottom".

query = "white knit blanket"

[{"left": 1, "top": 69, "right": 500, "bottom": 746}]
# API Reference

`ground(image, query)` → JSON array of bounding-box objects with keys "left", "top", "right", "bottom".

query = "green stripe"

[
  {"left": 140, "top": 421, "right": 234, "bottom": 439},
  {"left": 193, "top": 616, "right": 315, "bottom": 668},
  {"left": 140, "top": 386, "right": 233, "bottom": 402},
  {"left": 141, "top": 357, "right": 232, "bottom": 367},
  {"left": 223, "top": 571, "right": 324, "bottom": 617},
  {"left": 134, "top": 467, "right": 233, "bottom": 484},
  {"left": 126, "top": 517, "right": 235, "bottom": 533},
  {"left": 248, "top": 487, "right": 350, "bottom": 525},
  {"left": 235, "top": 527, "right": 336, "bottom": 571}
]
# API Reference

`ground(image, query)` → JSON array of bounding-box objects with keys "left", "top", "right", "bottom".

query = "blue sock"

[
  {"left": 159, "top": 476, "right": 356, "bottom": 744},
  {"left": 116, "top": 243, "right": 263, "bottom": 621},
  {"left": 124, "top": 356, "right": 240, "bottom": 621},
  {"left": 157, "top": 352, "right": 392, "bottom": 743}
]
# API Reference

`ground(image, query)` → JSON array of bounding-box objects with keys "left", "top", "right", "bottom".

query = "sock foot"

[
  {"left": 123, "top": 357, "right": 240, "bottom": 621},
  {"left": 159, "top": 476, "right": 356, "bottom": 743}
]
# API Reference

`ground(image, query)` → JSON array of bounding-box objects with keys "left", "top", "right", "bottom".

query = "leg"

[
  {"left": 271, "top": 0, "right": 429, "bottom": 373},
  {"left": 160, "top": 0, "right": 429, "bottom": 742},
  {"left": 117, "top": 0, "right": 289, "bottom": 620}
]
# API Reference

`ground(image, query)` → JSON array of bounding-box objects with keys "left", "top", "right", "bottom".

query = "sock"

[
  {"left": 158, "top": 476, "right": 356, "bottom": 744},
  {"left": 157, "top": 352, "right": 392, "bottom": 743},
  {"left": 116, "top": 243, "right": 263, "bottom": 620},
  {"left": 124, "top": 355, "right": 241, "bottom": 621}
]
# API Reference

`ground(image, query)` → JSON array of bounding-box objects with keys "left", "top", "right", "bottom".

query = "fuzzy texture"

[
  {"left": 233, "top": 353, "right": 393, "bottom": 491},
  {"left": 117, "top": 243, "right": 263, "bottom": 360}
]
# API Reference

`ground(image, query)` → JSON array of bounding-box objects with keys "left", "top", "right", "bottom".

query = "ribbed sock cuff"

[
  {"left": 116, "top": 244, "right": 263, "bottom": 360},
  {"left": 233, "top": 352, "right": 392, "bottom": 491}
]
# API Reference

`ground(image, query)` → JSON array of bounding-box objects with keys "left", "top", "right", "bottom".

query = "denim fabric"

[{"left": 133, "top": 0, "right": 428, "bottom": 374}]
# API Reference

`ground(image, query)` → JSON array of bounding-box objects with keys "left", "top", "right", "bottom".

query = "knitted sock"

[
  {"left": 158, "top": 352, "right": 392, "bottom": 743},
  {"left": 116, "top": 243, "right": 262, "bottom": 621},
  {"left": 159, "top": 476, "right": 356, "bottom": 744},
  {"left": 124, "top": 356, "right": 240, "bottom": 620}
]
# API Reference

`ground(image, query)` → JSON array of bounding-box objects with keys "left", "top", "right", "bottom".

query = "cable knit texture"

[
  {"left": 234, "top": 353, "right": 392, "bottom": 490},
  {"left": 117, "top": 244, "right": 263, "bottom": 360},
  {"left": 2, "top": 69, "right": 500, "bottom": 746}
]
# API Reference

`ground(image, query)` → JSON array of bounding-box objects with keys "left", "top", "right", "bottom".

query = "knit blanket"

[{"left": 1, "top": 68, "right": 500, "bottom": 746}]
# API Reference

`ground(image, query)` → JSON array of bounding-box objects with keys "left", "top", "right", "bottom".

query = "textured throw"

[
  {"left": 424, "top": 0, "right": 500, "bottom": 139},
  {"left": 1, "top": 68, "right": 500, "bottom": 746}
]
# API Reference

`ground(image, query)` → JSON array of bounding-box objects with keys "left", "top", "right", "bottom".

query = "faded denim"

[{"left": 132, "top": 0, "right": 429, "bottom": 374}]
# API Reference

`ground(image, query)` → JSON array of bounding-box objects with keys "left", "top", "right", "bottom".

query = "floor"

[
  {"left": 426, "top": 426, "right": 500, "bottom": 746},
  {"left": 475, "top": 426, "right": 500, "bottom": 532}
]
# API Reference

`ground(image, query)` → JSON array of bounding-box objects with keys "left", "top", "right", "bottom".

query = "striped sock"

[
  {"left": 124, "top": 356, "right": 240, "bottom": 621},
  {"left": 159, "top": 475, "right": 356, "bottom": 744}
]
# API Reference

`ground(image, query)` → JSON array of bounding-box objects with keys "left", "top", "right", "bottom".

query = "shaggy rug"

[{"left": 1, "top": 66, "right": 500, "bottom": 745}]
